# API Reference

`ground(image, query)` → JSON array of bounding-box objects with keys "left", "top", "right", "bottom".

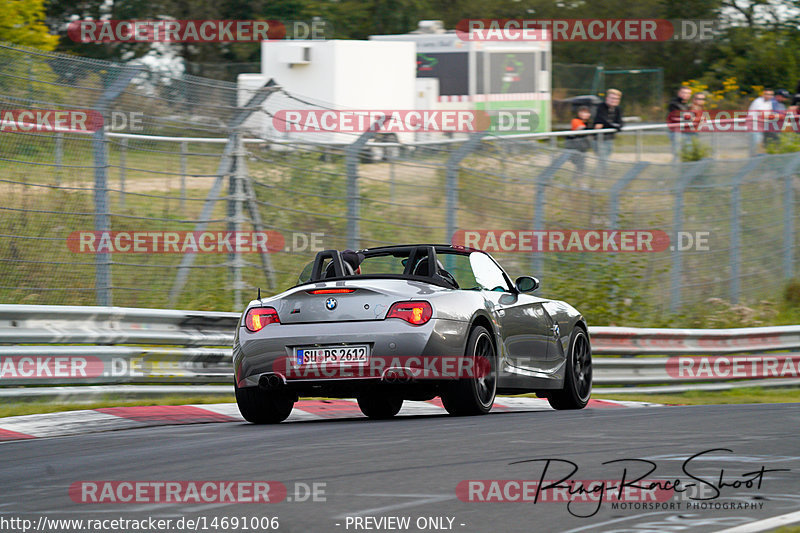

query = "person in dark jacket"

[
  {"left": 667, "top": 86, "right": 693, "bottom": 159},
  {"left": 565, "top": 106, "right": 592, "bottom": 173},
  {"left": 592, "top": 88, "right": 623, "bottom": 160}
]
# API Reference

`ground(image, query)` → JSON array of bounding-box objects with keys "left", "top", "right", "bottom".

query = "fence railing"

[
  {"left": 3, "top": 42, "right": 800, "bottom": 321},
  {"left": 1, "top": 305, "right": 798, "bottom": 393}
]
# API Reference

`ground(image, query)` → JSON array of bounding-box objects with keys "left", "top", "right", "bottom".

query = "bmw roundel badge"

[{"left": 325, "top": 297, "right": 337, "bottom": 310}]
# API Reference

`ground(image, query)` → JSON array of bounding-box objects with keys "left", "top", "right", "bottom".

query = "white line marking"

[
  {"left": 333, "top": 495, "right": 455, "bottom": 518},
  {"left": 0, "top": 410, "right": 146, "bottom": 437},
  {"left": 397, "top": 402, "right": 447, "bottom": 416},
  {"left": 713, "top": 509, "right": 800, "bottom": 533},
  {"left": 562, "top": 511, "right": 674, "bottom": 532},
  {"left": 0, "top": 398, "right": 656, "bottom": 441}
]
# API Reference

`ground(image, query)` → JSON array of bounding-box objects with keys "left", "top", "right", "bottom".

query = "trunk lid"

[{"left": 272, "top": 280, "right": 429, "bottom": 324}]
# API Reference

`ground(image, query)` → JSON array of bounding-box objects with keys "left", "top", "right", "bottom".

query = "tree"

[{"left": 0, "top": 0, "right": 59, "bottom": 50}]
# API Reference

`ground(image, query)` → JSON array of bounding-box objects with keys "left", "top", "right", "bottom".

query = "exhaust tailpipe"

[
  {"left": 382, "top": 369, "right": 412, "bottom": 384},
  {"left": 259, "top": 373, "right": 285, "bottom": 391}
]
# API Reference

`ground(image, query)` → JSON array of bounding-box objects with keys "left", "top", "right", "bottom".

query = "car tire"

[
  {"left": 234, "top": 380, "right": 294, "bottom": 424},
  {"left": 547, "top": 327, "right": 592, "bottom": 410},
  {"left": 357, "top": 391, "right": 403, "bottom": 419},
  {"left": 441, "top": 325, "right": 497, "bottom": 416}
]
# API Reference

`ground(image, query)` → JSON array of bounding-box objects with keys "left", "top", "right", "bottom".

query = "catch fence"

[{"left": 1, "top": 43, "right": 799, "bottom": 321}]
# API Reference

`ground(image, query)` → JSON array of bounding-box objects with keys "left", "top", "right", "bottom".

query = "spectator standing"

[
  {"left": 788, "top": 83, "right": 800, "bottom": 134},
  {"left": 593, "top": 89, "right": 623, "bottom": 160},
  {"left": 667, "top": 86, "right": 693, "bottom": 158},
  {"left": 748, "top": 88, "right": 775, "bottom": 150},
  {"left": 688, "top": 91, "right": 707, "bottom": 133},
  {"left": 765, "top": 89, "right": 790, "bottom": 147},
  {"left": 565, "top": 105, "right": 592, "bottom": 173}
]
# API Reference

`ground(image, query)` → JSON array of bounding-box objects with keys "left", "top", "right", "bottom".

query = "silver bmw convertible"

[{"left": 233, "top": 244, "right": 592, "bottom": 423}]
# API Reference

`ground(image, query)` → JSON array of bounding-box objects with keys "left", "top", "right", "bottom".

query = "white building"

[{"left": 238, "top": 40, "right": 416, "bottom": 144}]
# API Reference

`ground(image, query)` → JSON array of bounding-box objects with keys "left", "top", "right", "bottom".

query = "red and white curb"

[{"left": 0, "top": 397, "right": 659, "bottom": 442}]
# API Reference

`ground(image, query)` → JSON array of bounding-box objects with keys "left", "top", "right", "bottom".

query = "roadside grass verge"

[
  {"left": 1, "top": 387, "right": 798, "bottom": 419},
  {"left": 0, "top": 394, "right": 234, "bottom": 418},
  {"left": 592, "top": 386, "right": 800, "bottom": 406}
]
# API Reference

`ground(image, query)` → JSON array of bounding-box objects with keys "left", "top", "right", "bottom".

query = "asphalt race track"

[{"left": 1, "top": 403, "right": 799, "bottom": 533}]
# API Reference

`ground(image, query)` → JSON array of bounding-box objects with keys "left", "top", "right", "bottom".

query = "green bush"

[
  {"left": 765, "top": 133, "right": 800, "bottom": 154},
  {"left": 681, "top": 137, "right": 712, "bottom": 161}
]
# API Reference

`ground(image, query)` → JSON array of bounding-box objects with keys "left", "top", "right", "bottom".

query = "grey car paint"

[{"left": 233, "top": 248, "right": 588, "bottom": 396}]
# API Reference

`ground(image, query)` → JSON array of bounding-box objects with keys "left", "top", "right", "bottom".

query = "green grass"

[
  {"left": 594, "top": 386, "right": 800, "bottom": 406},
  {"left": 2, "top": 128, "right": 800, "bottom": 325},
  {"left": 2, "top": 387, "right": 798, "bottom": 419}
]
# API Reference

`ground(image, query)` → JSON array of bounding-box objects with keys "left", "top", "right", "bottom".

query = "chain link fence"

[{"left": 2, "top": 43, "right": 799, "bottom": 323}]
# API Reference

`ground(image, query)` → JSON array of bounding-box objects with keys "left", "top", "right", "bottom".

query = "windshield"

[{"left": 297, "top": 249, "right": 507, "bottom": 292}]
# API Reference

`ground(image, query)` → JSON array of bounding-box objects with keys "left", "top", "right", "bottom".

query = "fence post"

[
  {"left": 596, "top": 131, "right": 606, "bottom": 175},
  {"left": 532, "top": 152, "right": 572, "bottom": 275},
  {"left": 669, "top": 159, "right": 710, "bottom": 312},
  {"left": 119, "top": 138, "right": 126, "bottom": 209},
  {"left": 169, "top": 79, "right": 279, "bottom": 306},
  {"left": 729, "top": 158, "right": 761, "bottom": 303},
  {"left": 389, "top": 154, "right": 396, "bottom": 204},
  {"left": 54, "top": 132, "right": 63, "bottom": 186},
  {"left": 445, "top": 133, "right": 485, "bottom": 253},
  {"left": 606, "top": 162, "right": 649, "bottom": 312},
  {"left": 783, "top": 154, "right": 800, "bottom": 280},
  {"left": 344, "top": 119, "right": 385, "bottom": 250},
  {"left": 180, "top": 141, "right": 188, "bottom": 215},
  {"left": 609, "top": 162, "right": 649, "bottom": 229},
  {"left": 635, "top": 129, "right": 642, "bottom": 162},
  {"left": 92, "top": 66, "right": 143, "bottom": 306},
  {"left": 230, "top": 134, "right": 246, "bottom": 310},
  {"left": 241, "top": 149, "right": 277, "bottom": 292},
  {"left": 748, "top": 133, "right": 758, "bottom": 157},
  {"left": 711, "top": 130, "right": 719, "bottom": 159}
]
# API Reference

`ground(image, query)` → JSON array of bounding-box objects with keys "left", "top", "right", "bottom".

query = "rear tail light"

[
  {"left": 245, "top": 307, "right": 280, "bottom": 332},
  {"left": 306, "top": 288, "right": 356, "bottom": 294},
  {"left": 386, "top": 301, "right": 432, "bottom": 326}
]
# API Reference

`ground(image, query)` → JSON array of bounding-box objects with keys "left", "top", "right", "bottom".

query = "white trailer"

[
  {"left": 371, "top": 27, "right": 552, "bottom": 133},
  {"left": 238, "top": 40, "right": 417, "bottom": 145}
]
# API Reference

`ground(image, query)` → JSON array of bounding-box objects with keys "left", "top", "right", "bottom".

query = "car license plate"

[{"left": 294, "top": 345, "right": 370, "bottom": 366}]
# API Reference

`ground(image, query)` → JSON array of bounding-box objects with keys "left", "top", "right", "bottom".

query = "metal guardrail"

[
  {"left": 0, "top": 305, "right": 237, "bottom": 386},
  {"left": 1, "top": 305, "right": 799, "bottom": 394},
  {"left": 591, "top": 325, "right": 800, "bottom": 355}
]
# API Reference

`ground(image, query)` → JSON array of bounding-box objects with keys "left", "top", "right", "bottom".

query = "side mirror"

[{"left": 515, "top": 276, "right": 540, "bottom": 293}]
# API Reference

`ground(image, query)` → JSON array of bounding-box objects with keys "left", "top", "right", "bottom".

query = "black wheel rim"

[
  {"left": 474, "top": 332, "right": 496, "bottom": 406},
  {"left": 572, "top": 332, "right": 592, "bottom": 400}
]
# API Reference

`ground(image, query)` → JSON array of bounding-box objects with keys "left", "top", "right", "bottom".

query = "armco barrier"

[
  {"left": 1, "top": 305, "right": 799, "bottom": 393},
  {"left": 0, "top": 305, "right": 237, "bottom": 386},
  {"left": 591, "top": 325, "right": 800, "bottom": 355}
]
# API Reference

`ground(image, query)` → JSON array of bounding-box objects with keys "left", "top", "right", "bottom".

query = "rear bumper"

[{"left": 234, "top": 318, "right": 469, "bottom": 388}]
